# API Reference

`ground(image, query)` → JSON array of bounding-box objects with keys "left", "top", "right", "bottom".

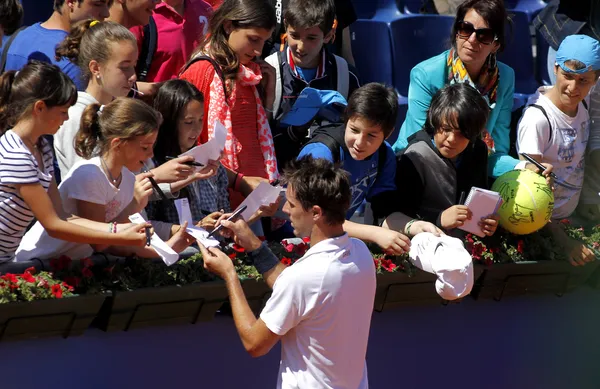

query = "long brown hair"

[
  {"left": 187, "top": 0, "right": 276, "bottom": 83},
  {"left": 75, "top": 98, "right": 162, "bottom": 159}
]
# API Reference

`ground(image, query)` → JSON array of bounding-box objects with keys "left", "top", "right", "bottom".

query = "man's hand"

[
  {"left": 216, "top": 217, "right": 263, "bottom": 252},
  {"left": 441, "top": 205, "right": 471, "bottom": 229},
  {"left": 198, "top": 243, "right": 236, "bottom": 280},
  {"left": 373, "top": 227, "right": 411, "bottom": 255}
]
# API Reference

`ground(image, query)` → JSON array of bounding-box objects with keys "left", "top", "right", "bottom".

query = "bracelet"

[
  {"left": 113, "top": 222, "right": 118, "bottom": 233},
  {"left": 404, "top": 219, "right": 417, "bottom": 236},
  {"left": 234, "top": 173, "right": 244, "bottom": 192}
]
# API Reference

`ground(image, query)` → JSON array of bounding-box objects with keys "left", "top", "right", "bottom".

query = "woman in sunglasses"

[{"left": 392, "top": 0, "right": 527, "bottom": 180}]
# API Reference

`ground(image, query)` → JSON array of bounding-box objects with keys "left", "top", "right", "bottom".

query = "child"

[
  {"left": 16, "top": 97, "right": 192, "bottom": 261},
  {"left": 147, "top": 79, "right": 231, "bottom": 230},
  {"left": 517, "top": 34, "right": 600, "bottom": 266},
  {"left": 395, "top": 83, "right": 498, "bottom": 237},
  {"left": 297, "top": 83, "right": 439, "bottom": 255},
  {"left": 265, "top": 0, "right": 360, "bottom": 170},
  {"left": 108, "top": 0, "right": 158, "bottom": 29},
  {"left": 0, "top": 61, "right": 148, "bottom": 263},
  {"left": 179, "top": 0, "right": 279, "bottom": 208}
]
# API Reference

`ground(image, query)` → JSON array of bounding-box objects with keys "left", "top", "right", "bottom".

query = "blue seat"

[
  {"left": 535, "top": 29, "right": 552, "bottom": 85},
  {"left": 504, "top": 0, "right": 546, "bottom": 22},
  {"left": 388, "top": 98, "right": 408, "bottom": 146},
  {"left": 352, "top": 1, "right": 379, "bottom": 20},
  {"left": 389, "top": 14, "right": 454, "bottom": 97},
  {"left": 350, "top": 0, "right": 403, "bottom": 86},
  {"left": 497, "top": 10, "right": 539, "bottom": 95},
  {"left": 21, "top": 0, "right": 53, "bottom": 26}
]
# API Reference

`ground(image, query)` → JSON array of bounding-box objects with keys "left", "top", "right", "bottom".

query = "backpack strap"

[
  {"left": 0, "top": 26, "right": 27, "bottom": 73},
  {"left": 265, "top": 51, "right": 282, "bottom": 118},
  {"left": 304, "top": 125, "right": 345, "bottom": 163},
  {"left": 376, "top": 142, "right": 388, "bottom": 177},
  {"left": 527, "top": 104, "right": 553, "bottom": 143},
  {"left": 181, "top": 55, "right": 227, "bottom": 101},
  {"left": 582, "top": 99, "right": 589, "bottom": 110},
  {"left": 333, "top": 54, "right": 349, "bottom": 99},
  {"left": 135, "top": 16, "right": 157, "bottom": 82}
]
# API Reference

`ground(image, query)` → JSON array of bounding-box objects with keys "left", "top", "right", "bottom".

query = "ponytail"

[
  {"left": 76, "top": 103, "right": 103, "bottom": 159},
  {"left": 55, "top": 19, "right": 95, "bottom": 64},
  {"left": 0, "top": 71, "right": 18, "bottom": 134}
]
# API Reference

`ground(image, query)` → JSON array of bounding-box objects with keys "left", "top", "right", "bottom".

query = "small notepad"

[
  {"left": 174, "top": 198, "right": 220, "bottom": 248},
  {"left": 458, "top": 187, "right": 503, "bottom": 237}
]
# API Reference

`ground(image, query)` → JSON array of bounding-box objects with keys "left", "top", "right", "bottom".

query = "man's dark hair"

[
  {"left": 284, "top": 0, "right": 336, "bottom": 35},
  {"left": 424, "top": 83, "right": 490, "bottom": 142},
  {"left": 282, "top": 156, "right": 351, "bottom": 226},
  {"left": 345, "top": 83, "right": 398, "bottom": 138},
  {"left": 54, "top": 0, "right": 84, "bottom": 13},
  {"left": 1, "top": 0, "right": 23, "bottom": 35}
]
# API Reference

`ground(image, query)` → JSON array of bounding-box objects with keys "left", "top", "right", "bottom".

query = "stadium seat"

[
  {"left": 497, "top": 9, "right": 539, "bottom": 95},
  {"left": 504, "top": 0, "right": 546, "bottom": 22},
  {"left": 388, "top": 98, "right": 408, "bottom": 146},
  {"left": 535, "top": 29, "right": 552, "bottom": 86},
  {"left": 389, "top": 14, "right": 454, "bottom": 97}
]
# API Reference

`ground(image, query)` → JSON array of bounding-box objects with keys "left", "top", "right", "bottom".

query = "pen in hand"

[
  {"left": 458, "top": 191, "right": 466, "bottom": 205},
  {"left": 141, "top": 162, "right": 168, "bottom": 201},
  {"left": 520, "top": 153, "right": 558, "bottom": 180},
  {"left": 207, "top": 205, "right": 248, "bottom": 238},
  {"left": 145, "top": 226, "right": 152, "bottom": 247}
]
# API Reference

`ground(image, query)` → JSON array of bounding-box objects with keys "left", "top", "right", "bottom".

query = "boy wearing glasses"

[{"left": 517, "top": 34, "right": 600, "bottom": 267}]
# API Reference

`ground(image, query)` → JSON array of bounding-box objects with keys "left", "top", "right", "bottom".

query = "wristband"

[
  {"left": 234, "top": 173, "right": 245, "bottom": 192},
  {"left": 248, "top": 241, "right": 279, "bottom": 274},
  {"left": 405, "top": 219, "right": 417, "bottom": 236}
]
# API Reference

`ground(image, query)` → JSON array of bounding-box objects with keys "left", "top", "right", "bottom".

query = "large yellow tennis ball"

[{"left": 491, "top": 169, "right": 554, "bottom": 235}]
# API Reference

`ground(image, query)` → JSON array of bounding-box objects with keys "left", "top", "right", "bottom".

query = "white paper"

[
  {"left": 180, "top": 121, "right": 227, "bottom": 165},
  {"left": 173, "top": 198, "right": 220, "bottom": 247},
  {"left": 128, "top": 213, "right": 179, "bottom": 266},
  {"left": 459, "top": 187, "right": 503, "bottom": 238},
  {"left": 237, "top": 182, "right": 282, "bottom": 220}
]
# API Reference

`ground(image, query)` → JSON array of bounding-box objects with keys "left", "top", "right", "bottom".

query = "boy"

[
  {"left": 0, "top": 0, "right": 111, "bottom": 88},
  {"left": 266, "top": 0, "right": 360, "bottom": 170},
  {"left": 297, "top": 83, "right": 441, "bottom": 255},
  {"left": 517, "top": 34, "right": 600, "bottom": 266},
  {"left": 108, "top": 0, "right": 159, "bottom": 29},
  {"left": 130, "top": 0, "right": 212, "bottom": 82},
  {"left": 395, "top": 83, "right": 498, "bottom": 237}
]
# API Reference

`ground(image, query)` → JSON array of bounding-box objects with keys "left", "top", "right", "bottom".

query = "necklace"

[{"left": 100, "top": 157, "right": 122, "bottom": 186}]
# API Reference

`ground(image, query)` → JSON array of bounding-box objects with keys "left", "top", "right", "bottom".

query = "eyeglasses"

[{"left": 456, "top": 21, "right": 498, "bottom": 45}]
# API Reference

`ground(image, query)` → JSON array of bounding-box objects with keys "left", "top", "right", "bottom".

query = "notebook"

[{"left": 458, "top": 187, "right": 503, "bottom": 237}]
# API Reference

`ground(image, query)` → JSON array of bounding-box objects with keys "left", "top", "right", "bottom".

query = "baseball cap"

[
  {"left": 409, "top": 232, "right": 474, "bottom": 301},
  {"left": 555, "top": 35, "right": 600, "bottom": 74},
  {"left": 280, "top": 87, "right": 347, "bottom": 127}
]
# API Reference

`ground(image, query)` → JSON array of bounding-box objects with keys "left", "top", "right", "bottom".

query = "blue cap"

[
  {"left": 281, "top": 88, "right": 347, "bottom": 127},
  {"left": 555, "top": 35, "right": 600, "bottom": 74}
]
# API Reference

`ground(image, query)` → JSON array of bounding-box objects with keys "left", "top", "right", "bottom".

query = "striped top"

[{"left": 0, "top": 130, "right": 53, "bottom": 262}]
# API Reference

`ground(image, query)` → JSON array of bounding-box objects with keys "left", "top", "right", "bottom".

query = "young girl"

[
  {"left": 16, "top": 97, "right": 192, "bottom": 261},
  {"left": 0, "top": 61, "right": 148, "bottom": 263},
  {"left": 179, "top": 0, "right": 279, "bottom": 208},
  {"left": 147, "top": 79, "right": 230, "bottom": 231},
  {"left": 55, "top": 19, "right": 199, "bottom": 191},
  {"left": 394, "top": 83, "right": 499, "bottom": 237}
]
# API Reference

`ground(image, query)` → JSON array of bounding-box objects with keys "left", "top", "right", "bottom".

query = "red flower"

[
  {"left": 281, "top": 257, "right": 292, "bottom": 266},
  {"left": 283, "top": 243, "right": 294, "bottom": 253},
  {"left": 484, "top": 257, "right": 494, "bottom": 266},
  {"left": 228, "top": 252, "right": 237, "bottom": 260},
  {"left": 517, "top": 240, "right": 524, "bottom": 254},
  {"left": 24, "top": 266, "right": 36, "bottom": 275},
  {"left": 294, "top": 242, "right": 308, "bottom": 256},
  {"left": 559, "top": 219, "right": 571, "bottom": 225},
  {"left": 465, "top": 234, "right": 474, "bottom": 243},
  {"left": 380, "top": 258, "right": 397, "bottom": 272},
  {"left": 63, "top": 276, "right": 80, "bottom": 288},
  {"left": 81, "top": 266, "right": 93, "bottom": 279},
  {"left": 1, "top": 273, "right": 18, "bottom": 283},
  {"left": 37, "top": 278, "right": 49, "bottom": 289},
  {"left": 302, "top": 237, "right": 310, "bottom": 244},
  {"left": 51, "top": 284, "right": 63, "bottom": 298},
  {"left": 470, "top": 243, "right": 485, "bottom": 261},
  {"left": 232, "top": 244, "right": 246, "bottom": 253},
  {"left": 80, "top": 257, "right": 93, "bottom": 268},
  {"left": 20, "top": 272, "right": 35, "bottom": 283},
  {"left": 62, "top": 282, "right": 74, "bottom": 292}
]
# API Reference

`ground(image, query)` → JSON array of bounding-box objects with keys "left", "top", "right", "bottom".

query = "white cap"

[{"left": 409, "top": 232, "right": 474, "bottom": 300}]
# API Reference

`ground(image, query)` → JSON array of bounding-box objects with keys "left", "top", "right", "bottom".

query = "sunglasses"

[{"left": 456, "top": 21, "right": 498, "bottom": 45}]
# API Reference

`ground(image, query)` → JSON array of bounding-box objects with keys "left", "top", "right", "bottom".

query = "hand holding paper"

[
  {"left": 174, "top": 198, "right": 220, "bottom": 248},
  {"left": 458, "top": 187, "right": 502, "bottom": 237},
  {"left": 128, "top": 213, "right": 179, "bottom": 266},
  {"left": 236, "top": 182, "right": 282, "bottom": 220},
  {"left": 180, "top": 121, "right": 227, "bottom": 166}
]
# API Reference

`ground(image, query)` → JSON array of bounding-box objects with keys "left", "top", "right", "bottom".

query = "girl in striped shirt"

[{"left": 0, "top": 60, "right": 149, "bottom": 262}]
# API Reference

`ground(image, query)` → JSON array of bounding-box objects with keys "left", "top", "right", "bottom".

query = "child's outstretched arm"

[
  {"left": 342, "top": 220, "right": 410, "bottom": 255},
  {"left": 18, "top": 182, "right": 147, "bottom": 247}
]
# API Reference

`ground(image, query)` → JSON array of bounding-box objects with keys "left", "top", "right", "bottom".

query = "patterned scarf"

[
  {"left": 204, "top": 55, "right": 279, "bottom": 182},
  {"left": 447, "top": 48, "right": 500, "bottom": 154}
]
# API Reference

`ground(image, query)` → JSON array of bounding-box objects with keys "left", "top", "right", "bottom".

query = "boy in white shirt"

[
  {"left": 517, "top": 34, "right": 600, "bottom": 266},
  {"left": 198, "top": 156, "right": 375, "bottom": 389}
]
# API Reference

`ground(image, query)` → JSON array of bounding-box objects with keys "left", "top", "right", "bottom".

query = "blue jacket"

[{"left": 392, "top": 50, "right": 518, "bottom": 178}]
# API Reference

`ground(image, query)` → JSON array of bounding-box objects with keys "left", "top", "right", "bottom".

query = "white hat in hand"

[{"left": 409, "top": 232, "right": 474, "bottom": 300}]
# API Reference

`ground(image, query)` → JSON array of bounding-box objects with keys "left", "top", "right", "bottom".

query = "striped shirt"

[{"left": 0, "top": 130, "right": 53, "bottom": 262}]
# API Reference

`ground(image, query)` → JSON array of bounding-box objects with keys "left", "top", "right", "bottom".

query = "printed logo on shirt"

[{"left": 349, "top": 163, "right": 378, "bottom": 212}]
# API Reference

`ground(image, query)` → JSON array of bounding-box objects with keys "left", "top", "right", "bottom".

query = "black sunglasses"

[{"left": 456, "top": 21, "right": 498, "bottom": 45}]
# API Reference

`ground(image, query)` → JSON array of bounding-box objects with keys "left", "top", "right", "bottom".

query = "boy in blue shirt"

[
  {"left": 1, "top": 0, "right": 111, "bottom": 89},
  {"left": 297, "top": 83, "right": 441, "bottom": 255},
  {"left": 266, "top": 0, "right": 360, "bottom": 171}
]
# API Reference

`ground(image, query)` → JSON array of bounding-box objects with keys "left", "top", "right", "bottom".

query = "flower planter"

[
  {"left": 473, "top": 260, "right": 600, "bottom": 301},
  {"left": 374, "top": 270, "right": 442, "bottom": 312},
  {"left": 0, "top": 294, "right": 106, "bottom": 342},
  {"left": 94, "top": 282, "right": 229, "bottom": 332}
]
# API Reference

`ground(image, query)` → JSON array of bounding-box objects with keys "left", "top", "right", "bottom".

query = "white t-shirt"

[
  {"left": 260, "top": 234, "right": 376, "bottom": 389},
  {"left": 15, "top": 157, "right": 135, "bottom": 261},
  {"left": 517, "top": 86, "right": 590, "bottom": 219},
  {"left": 54, "top": 91, "right": 98, "bottom": 177}
]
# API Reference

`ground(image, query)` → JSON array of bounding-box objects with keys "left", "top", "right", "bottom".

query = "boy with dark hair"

[
  {"left": 198, "top": 155, "right": 376, "bottom": 388},
  {"left": 297, "top": 83, "right": 441, "bottom": 255},
  {"left": 0, "top": 0, "right": 111, "bottom": 88},
  {"left": 394, "top": 83, "right": 498, "bottom": 237},
  {"left": 517, "top": 34, "right": 600, "bottom": 266},
  {"left": 266, "top": 0, "right": 360, "bottom": 170},
  {"left": 0, "top": 0, "right": 23, "bottom": 41}
]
